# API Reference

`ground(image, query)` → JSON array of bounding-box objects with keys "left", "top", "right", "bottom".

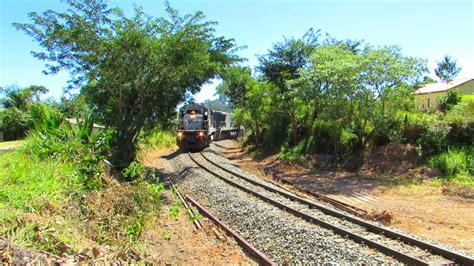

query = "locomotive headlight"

[
  {"left": 190, "top": 114, "right": 196, "bottom": 119},
  {"left": 177, "top": 132, "right": 183, "bottom": 137},
  {"left": 198, "top": 132, "right": 204, "bottom": 137}
]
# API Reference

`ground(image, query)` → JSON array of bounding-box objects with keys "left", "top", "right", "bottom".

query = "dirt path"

[
  {"left": 141, "top": 148, "right": 256, "bottom": 265},
  {"left": 216, "top": 140, "right": 474, "bottom": 254}
]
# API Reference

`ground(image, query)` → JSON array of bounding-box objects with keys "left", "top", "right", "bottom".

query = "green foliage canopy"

[
  {"left": 435, "top": 55, "right": 461, "bottom": 82},
  {"left": 15, "top": 0, "right": 240, "bottom": 168}
]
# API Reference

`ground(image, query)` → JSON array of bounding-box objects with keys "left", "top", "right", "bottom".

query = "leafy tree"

[
  {"left": 289, "top": 45, "right": 426, "bottom": 152},
  {"left": 216, "top": 66, "right": 253, "bottom": 107},
  {"left": 15, "top": 0, "right": 239, "bottom": 168},
  {"left": 0, "top": 85, "right": 49, "bottom": 140},
  {"left": 360, "top": 46, "right": 426, "bottom": 126},
  {"left": 435, "top": 55, "right": 461, "bottom": 82},
  {"left": 257, "top": 29, "right": 321, "bottom": 144},
  {"left": 233, "top": 80, "right": 275, "bottom": 144},
  {"left": 54, "top": 94, "right": 89, "bottom": 118},
  {"left": 1, "top": 85, "right": 48, "bottom": 110},
  {"left": 438, "top": 90, "right": 461, "bottom": 112}
]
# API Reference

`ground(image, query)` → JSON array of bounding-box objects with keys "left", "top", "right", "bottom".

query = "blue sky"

[{"left": 1, "top": 0, "right": 473, "bottom": 102}]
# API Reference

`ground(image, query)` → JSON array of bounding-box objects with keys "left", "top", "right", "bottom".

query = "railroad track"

[{"left": 188, "top": 151, "right": 474, "bottom": 265}]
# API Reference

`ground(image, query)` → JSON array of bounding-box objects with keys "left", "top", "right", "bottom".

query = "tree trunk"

[{"left": 290, "top": 111, "right": 298, "bottom": 145}]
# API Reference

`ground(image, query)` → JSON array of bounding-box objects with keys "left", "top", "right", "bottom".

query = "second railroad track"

[{"left": 188, "top": 150, "right": 474, "bottom": 265}]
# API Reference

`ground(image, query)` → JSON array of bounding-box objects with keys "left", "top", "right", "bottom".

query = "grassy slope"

[{"left": 0, "top": 138, "right": 164, "bottom": 261}]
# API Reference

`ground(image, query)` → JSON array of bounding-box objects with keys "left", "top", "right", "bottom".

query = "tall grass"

[
  {"left": 429, "top": 147, "right": 474, "bottom": 187},
  {"left": 139, "top": 130, "right": 176, "bottom": 150},
  {"left": 0, "top": 150, "right": 83, "bottom": 213}
]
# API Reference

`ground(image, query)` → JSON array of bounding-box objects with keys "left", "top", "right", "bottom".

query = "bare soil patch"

[{"left": 217, "top": 140, "right": 474, "bottom": 254}]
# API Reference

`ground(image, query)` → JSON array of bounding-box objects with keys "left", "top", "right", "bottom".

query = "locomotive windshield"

[{"left": 186, "top": 110, "right": 202, "bottom": 115}]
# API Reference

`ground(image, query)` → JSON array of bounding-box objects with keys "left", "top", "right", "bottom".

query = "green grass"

[
  {"left": 0, "top": 149, "right": 86, "bottom": 253},
  {"left": 0, "top": 150, "right": 83, "bottom": 214},
  {"left": 1, "top": 134, "right": 165, "bottom": 259},
  {"left": 139, "top": 130, "right": 176, "bottom": 150},
  {"left": 461, "top": 94, "right": 474, "bottom": 103},
  {"left": 428, "top": 148, "right": 474, "bottom": 187}
]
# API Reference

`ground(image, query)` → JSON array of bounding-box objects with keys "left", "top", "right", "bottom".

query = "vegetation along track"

[{"left": 188, "top": 150, "right": 474, "bottom": 265}]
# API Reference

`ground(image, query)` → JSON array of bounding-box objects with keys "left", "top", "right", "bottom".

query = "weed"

[
  {"left": 122, "top": 161, "right": 146, "bottom": 181},
  {"left": 168, "top": 202, "right": 181, "bottom": 220},
  {"left": 190, "top": 213, "right": 203, "bottom": 223},
  {"left": 429, "top": 148, "right": 474, "bottom": 187},
  {"left": 1, "top": 106, "right": 164, "bottom": 260},
  {"left": 429, "top": 148, "right": 470, "bottom": 176},
  {"left": 124, "top": 219, "right": 143, "bottom": 241}
]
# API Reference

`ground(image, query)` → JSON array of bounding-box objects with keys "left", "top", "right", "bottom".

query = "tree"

[
  {"left": 0, "top": 85, "right": 49, "bottom": 140},
  {"left": 233, "top": 80, "right": 275, "bottom": 144},
  {"left": 438, "top": 90, "right": 461, "bottom": 112},
  {"left": 1, "top": 85, "right": 48, "bottom": 110},
  {"left": 216, "top": 66, "right": 253, "bottom": 107},
  {"left": 290, "top": 45, "right": 426, "bottom": 151},
  {"left": 15, "top": 0, "right": 239, "bottom": 168},
  {"left": 257, "top": 29, "right": 321, "bottom": 145},
  {"left": 360, "top": 46, "right": 426, "bottom": 125},
  {"left": 435, "top": 55, "right": 461, "bottom": 82}
]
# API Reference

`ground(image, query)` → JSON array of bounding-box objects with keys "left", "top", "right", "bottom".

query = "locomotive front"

[{"left": 176, "top": 104, "right": 212, "bottom": 150}]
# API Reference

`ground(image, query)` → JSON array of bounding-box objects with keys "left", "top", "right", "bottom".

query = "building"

[
  {"left": 413, "top": 78, "right": 474, "bottom": 111},
  {"left": 67, "top": 118, "right": 105, "bottom": 133}
]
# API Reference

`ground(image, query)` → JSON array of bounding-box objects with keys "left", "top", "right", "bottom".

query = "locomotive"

[{"left": 176, "top": 103, "right": 240, "bottom": 150}]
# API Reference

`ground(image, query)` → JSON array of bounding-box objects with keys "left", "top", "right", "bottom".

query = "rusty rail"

[
  {"left": 185, "top": 195, "right": 276, "bottom": 266},
  {"left": 192, "top": 152, "right": 474, "bottom": 265},
  {"left": 203, "top": 151, "right": 368, "bottom": 218},
  {"left": 167, "top": 176, "right": 203, "bottom": 230}
]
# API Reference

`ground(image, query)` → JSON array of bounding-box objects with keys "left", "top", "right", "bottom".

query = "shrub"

[
  {"left": 280, "top": 140, "right": 306, "bottom": 162},
  {"left": 429, "top": 148, "right": 473, "bottom": 177},
  {"left": 416, "top": 122, "right": 450, "bottom": 156},
  {"left": 139, "top": 130, "right": 176, "bottom": 150},
  {"left": 0, "top": 108, "right": 31, "bottom": 140},
  {"left": 438, "top": 90, "right": 461, "bottom": 112}
]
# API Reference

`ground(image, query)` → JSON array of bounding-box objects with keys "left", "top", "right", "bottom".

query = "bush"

[
  {"left": 416, "top": 122, "right": 450, "bottom": 156},
  {"left": 0, "top": 108, "right": 31, "bottom": 140},
  {"left": 280, "top": 140, "right": 306, "bottom": 162},
  {"left": 438, "top": 90, "right": 461, "bottom": 112},
  {"left": 305, "top": 119, "right": 358, "bottom": 157},
  {"left": 139, "top": 130, "right": 176, "bottom": 150},
  {"left": 429, "top": 148, "right": 473, "bottom": 177}
]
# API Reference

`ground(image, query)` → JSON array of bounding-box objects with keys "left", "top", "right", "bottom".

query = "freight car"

[{"left": 176, "top": 103, "right": 240, "bottom": 150}]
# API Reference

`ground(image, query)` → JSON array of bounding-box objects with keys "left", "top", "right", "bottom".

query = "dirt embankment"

[{"left": 218, "top": 140, "right": 474, "bottom": 254}]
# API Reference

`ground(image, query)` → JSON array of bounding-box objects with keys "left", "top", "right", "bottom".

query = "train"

[{"left": 176, "top": 103, "right": 241, "bottom": 150}]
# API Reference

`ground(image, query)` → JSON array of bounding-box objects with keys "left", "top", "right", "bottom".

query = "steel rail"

[
  {"left": 185, "top": 195, "right": 276, "bottom": 266},
  {"left": 201, "top": 151, "right": 474, "bottom": 266},
  {"left": 167, "top": 176, "right": 203, "bottom": 230},
  {"left": 190, "top": 152, "right": 472, "bottom": 265},
  {"left": 204, "top": 150, "right": 367, "bottom": 217}
]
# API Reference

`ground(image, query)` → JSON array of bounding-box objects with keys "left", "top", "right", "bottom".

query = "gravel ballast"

[{"left": 166, "top": 151, "right": 399, "bottom": 264}]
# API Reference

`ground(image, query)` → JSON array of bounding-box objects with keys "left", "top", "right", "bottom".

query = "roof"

[
  {"left": 413, "top": 78, "right": 473, "bottom": 95},
  {"left": 67, "top": 118, "right": 105, "bottom": 129}
]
